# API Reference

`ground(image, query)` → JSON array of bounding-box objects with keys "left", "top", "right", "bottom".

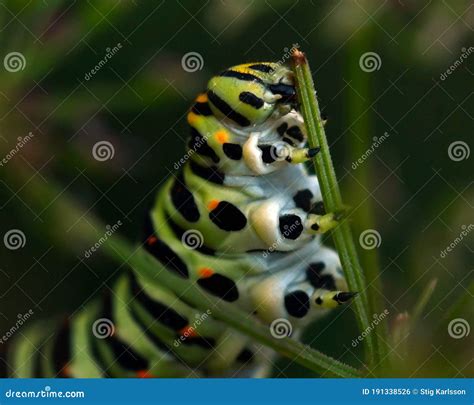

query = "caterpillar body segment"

[{"left": 3, "top": 61, "right": 355, "bottom": 378}]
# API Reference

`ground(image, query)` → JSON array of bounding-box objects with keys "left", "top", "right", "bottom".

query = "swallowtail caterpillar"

[{"left": 3, "top": 61, "right": 356, "bottom": 378}]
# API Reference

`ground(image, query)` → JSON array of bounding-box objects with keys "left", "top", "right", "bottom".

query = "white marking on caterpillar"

[
  {"left": 181, "top": 229, "right": 204, "bottom": 250},
  {"left": 359, "top": 229, "right": 381, "bottom": 250},
  {"left": 359, "top": 52, "right": 382, "bottom": 72},
  {"left": 92, "top": 318, "right": 115, "bottom": 339},
  {"left": 181, "top": 52, "right": 204, "bottom": 73},
  {"left": 3, "top": 229, "right": 26, "bottom": 250},
  {"left": 448, "top": 318, "right": 470, "bottom": 339},
  {"left": 92, "top": 141, "right": 115, "bottom": 161},
  {"left": 448, "top": 141, "right": 470, "bottom": 161},
  {"left": 270, "top": 318, "right": 292, "bottom": 339},
  {"left": 3, "top": 52, "right": 26, "bottom": 72}
]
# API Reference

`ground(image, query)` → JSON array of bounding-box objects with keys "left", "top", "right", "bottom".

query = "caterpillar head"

[{"left": 206, "top": 62, "right": 296, "bottom": 129}]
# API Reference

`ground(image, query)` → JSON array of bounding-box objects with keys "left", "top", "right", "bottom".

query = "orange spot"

[
  {"left": 198, "top": 267, "right": 214, "bottom": 278},
  {"left": 146, "top": 236, "right": 157, "bottom": 246},
  {"left": 196, "top": 93, "right": 208, "bottom": 103},
  {"left": 215, "top": 130, "right": 229, "bottom": 144},
  {"left": 187, "top": 112, "right": 199, "bottom": 126},
  {"left": 179, "top": 325, "right": 197, "bottom": 338},
  {"left": 136, "top": 370, "right": 154, "bottom": 378},
  {"left": 207, "top": 199, "right": 219, "bottom": 211},
  {"left": 60, "top": 364, "right": 71, "bottom": 377}
]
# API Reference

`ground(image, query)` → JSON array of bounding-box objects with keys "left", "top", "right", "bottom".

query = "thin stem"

[{"left": 291, "top": 49, "right": 377, "bottom": 368}]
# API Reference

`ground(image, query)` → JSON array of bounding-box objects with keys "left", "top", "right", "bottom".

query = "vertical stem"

[{"left": 292, "top": 50, "right": 377, "bottom": 368}]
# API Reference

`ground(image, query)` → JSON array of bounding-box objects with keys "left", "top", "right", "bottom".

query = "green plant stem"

[{"left": 292, "top": 50, "right": 377, "bottom": 368}]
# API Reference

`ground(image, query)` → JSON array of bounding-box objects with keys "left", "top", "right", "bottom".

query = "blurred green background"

[{"left": 0, "top": 0, "right": 472, "bottom": 377}]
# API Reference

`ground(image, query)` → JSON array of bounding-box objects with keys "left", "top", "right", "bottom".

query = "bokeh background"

[{"left": 0, "top": 0, "right": 472, "bottom": 377}]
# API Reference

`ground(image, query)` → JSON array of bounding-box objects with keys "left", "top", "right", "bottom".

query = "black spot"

[
  {"left": 310, "top": 201, "right": 326, "bottom": 215},
  {"left": 248, "top": 63, "right": 274, "bottom": 73},
  {"left": 277, "top": 123, "right": 288, "bottom": 136},
  {"left": 236, "top": 348, "right": 254, "bottom": 363},
  {"left": 143, "top": 217, "right": 189, "bottom": 279},
  {"left": 53, "top": 320, "right": 71, "bottom": 377},
  {"left": 286, "top": 126, "right": 304, "bottom": 142},
  {"left": 258, "top": 144, "right": 278, "bottom": 163},
  {"left": 282, "top": 137, "right": 295, "bottom": 146},
  {"left": 208, "top": 90, "right": 251, "bottom": 127},
  {"left": 306, "top": 262, "right": 336, "bottom": 290},
  {"left": 268, "top": 83, "right": 295, "bottom": 102},
  {"left": 219, "top": 70, "right": 264, "bottom": 85},
  {"left": 223, "top": 143, "right": 243, "bottom": 160},
  {"left": 181, "top": 336, "right": 216, "bottom": 349},
  {"left": 197, "top": 273, "right": 239, "bottom": 302},
  {"left": 239, "top": 91, "right": 264, "bottom": 109},
  {"left": 167, "top": 217, "right": 216, "bottom": 256},
  {"left": 284, "top": 291, "right": 310, "bottom": 318},
  {"left": 191, "top": 102, "right": 213, "bottom": 116},
  {"left": 130, "top": 273, "right": 188, "bottom": 331},
  {"left": 315, "top": 297, "right": 323, "bottom": 305},
  {"left": 170, "top": 172, "right": 200, "bottom": 223},
  {"left": 189, "top": 161, "right": 225, "bottom": 185},
  {"left": 293, "top": 189, "right": 314, "bottom": 212},
  {"left": 108, "top": 335, "right": 148, "bottom": 372},
  {"left": 279, "top": 215, "right": 304, "bottom": 240},
  {"left": 188, "top": 127, "right": 220, "bottom": 163},
  {"left": 209, "top": 201, "right": 247, "bottom": 231}
]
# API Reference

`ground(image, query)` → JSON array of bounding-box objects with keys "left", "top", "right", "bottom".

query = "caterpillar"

[{"left": 2, "top": 61, "right": 356, "bottom": 378}]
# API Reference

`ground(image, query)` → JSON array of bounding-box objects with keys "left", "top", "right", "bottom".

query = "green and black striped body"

[{"left": 3, "top": 62, "right": 355, "bottom": 378}]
